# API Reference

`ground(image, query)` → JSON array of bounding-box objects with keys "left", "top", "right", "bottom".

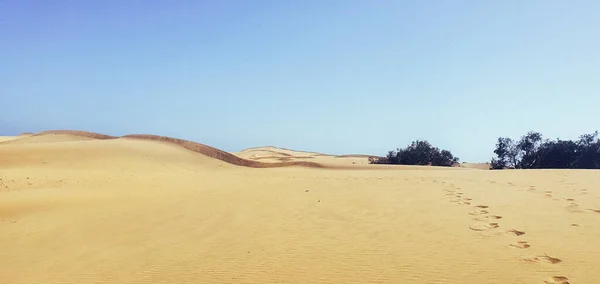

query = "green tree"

[
  {"left": 372, "top": 140, "right": 458, "bottom": 167},
  {"left": 491, "top": 130, "right": 600, "bottom": 170}
]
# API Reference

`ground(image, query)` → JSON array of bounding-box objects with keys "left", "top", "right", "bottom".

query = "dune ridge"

[
  {"left": 123, "top": 134, "right": 326, "bottom": 168},
  {"left": 36, "top": 130, "right": 117, "bottom": 139},
  {"left": 241, "top": 146, "right": 381, "bottom": 159},
  {"left": 34, "top": 130, "right": 326, "bottom": 168},
  {"left": 241, "top": 145, "right": 328, "bottom": 156}
]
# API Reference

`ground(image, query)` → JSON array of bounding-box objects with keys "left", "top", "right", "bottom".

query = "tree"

[
  {"left": 386, "top": 150, "right": 397, "bottom": 164},
  {"left": 371, "top": 140, "right": 458, "bottom": 167},
  {"left": 574, "top": 131, "right": 600, "bottom": 169},
  {"left": 535, "top": 139, "right": 579, "bottom": 168},
  {"left": 437, "top": 149, "right": 457, "bottom": 167},
  {"left": 517, "top": 132, "right": 543, "bottom": 169},
  {"left": 491, "top": 137, "right": 518, "bottom": 169},
  {"left": 491, "top": 130, "right": 600, "bottom": 170},
  {"left": 578, "top": 131, "right": 598, "bottom": 146}
]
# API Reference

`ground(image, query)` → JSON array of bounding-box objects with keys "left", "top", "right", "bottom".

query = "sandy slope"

[{"left": 1, "top": 133, "right": 600, "bottom": 284}]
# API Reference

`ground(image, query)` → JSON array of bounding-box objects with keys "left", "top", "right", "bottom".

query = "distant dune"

[
  {"left": 1, "top": 130, "right": 451, "bottom": 169},
  {"left": 0, "top": 130, "right": 488, "bottom": 170},
  {"left": 238, "top": 146, "right": 382, "bottom": 166},
  {"left": 26, "top": 130, "right": 327, "bottom": 168},
  {"left": 122, "top": 134, "right": 327, "bottom": 168},
  {"left": 240, "top": 146, "right": 327, "bottom": 157},
  {"left": 239, "top": 146, "right": 348, "bottom": 166},
  {"left": 37, "top": 130, "right": 117, "bottom": 139}
]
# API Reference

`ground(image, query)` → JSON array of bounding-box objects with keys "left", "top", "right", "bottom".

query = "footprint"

[
  {"left": 469, "top": 209, "right": 489, "bottom": 215},
  {"left": 473, "top": 215, "right": 503, "bottom": 221},
  {"left": 565, "top": 204, "right": 585, "bottom": 213},
  {"left": 543, "top": 276, "right": 570, "bottom": 284},
  {"left": 507, "top": 229, "right": 526, "bottom": 236},
  {"left": 528, "top": 186, "right": 536, "bottom": 191},
  {"left": 475, "top": 205, "right": 489, "bottom": 209},
  {"left": 509, "top": 241, "right": 531, "bottom": 249},
  {"left": 588, "top": 209, "right": 600, "bottom": 214},
  {"left": 565, "top": 198, "right": 575, "bottom": 202},
  {"left": 469, "top": 225, "right": 487, "bottom": 231},
  {"left": 570, "top": 224, "right": 579, "bottom": 227},
  {"left": 462, "top": 198, "right": 472, "bottom": 201},
  {"left": 487, "top": 223, "right": 499, "bottom": 228},
  {"left": 469, "top": 223, "right": 499, "bottom": 231},
  {"left": 460, "top": 201, "right": 471, "bottom": 205},
  {"left": 523, "top": 254, "right": 562, "bottom": 264}
]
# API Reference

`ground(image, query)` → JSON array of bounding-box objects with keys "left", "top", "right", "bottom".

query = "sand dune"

[
  {"left": 26, "top": 130, "right": 326, "bottom": 168},
  {"left": 122, "top": 134, "right": 327, "bottom": 168},
  {"left": 236, "top": 146, "right": 317, "bottom": 162},
  {"left": 1, "top": 130, "right": 600, "bottom": 283},
  {"left": 37, "top": 130, "right": 117, "bottom": 139},
  {"left": 240, "top": 146, "right": 327, "bottom": 157},
  {"left": 236, "top": 146, "right": 379, "bottom": 167},
  {"left": 236, "top": 147, "right": 322, "bottom": 162}
]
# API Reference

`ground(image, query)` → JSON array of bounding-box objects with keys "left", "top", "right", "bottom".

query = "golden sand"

[{"left": 1, "top": 133, "right": 599, "bottom": 283}]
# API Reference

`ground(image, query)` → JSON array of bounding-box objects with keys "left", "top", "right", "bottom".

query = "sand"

[
  {"left": 1, "top": 132, "right": 599, "bottom": 284},
  {"left": 235, "top": 146, "right": 373, "bottom": 166}
]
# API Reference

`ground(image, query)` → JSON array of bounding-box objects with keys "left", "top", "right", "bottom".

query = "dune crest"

[
  {"left": 240, "top": 146, "right": 327, "bottom": 156},
  {"left": 37, "top": 130, "right": 116, "bottom": 139},
  {"left": 122, "top": 134, "right": 326, "bottom": 168},
  {"left": 32, "top": 130, "right": 326, "bottom": 168}
]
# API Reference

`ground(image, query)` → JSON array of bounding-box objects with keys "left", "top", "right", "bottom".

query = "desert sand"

[{"left": 1, "top": 131, "right": 599, "bottom": 284}]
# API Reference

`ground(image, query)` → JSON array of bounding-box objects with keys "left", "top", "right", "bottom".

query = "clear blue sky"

[{"left": 1, "top": 1, "right": 599, "bottom": 162}]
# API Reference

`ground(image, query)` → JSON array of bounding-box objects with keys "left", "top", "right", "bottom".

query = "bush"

[
  {"left": 491, "top": 131, "right": 600, "bottom": 169},
  {"left": 370, "top": 140, "right": 459, "bottom": 167}
]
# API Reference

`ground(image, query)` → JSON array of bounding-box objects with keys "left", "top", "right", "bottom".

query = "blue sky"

[{"left": 1, "top": 1, "right": 599, "bottom": 162}]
